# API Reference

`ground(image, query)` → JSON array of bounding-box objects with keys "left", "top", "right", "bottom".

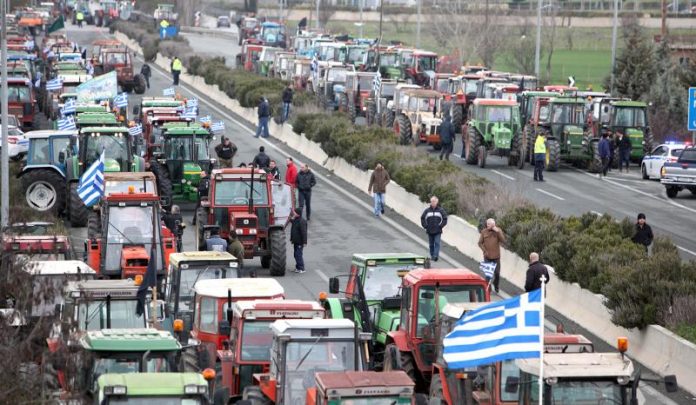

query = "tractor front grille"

[{"left": 235, "top": 217, "right": 257, "bottom": 229}]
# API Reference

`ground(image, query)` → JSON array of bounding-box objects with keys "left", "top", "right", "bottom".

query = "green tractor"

[
  {"left": 74, "top": 111, "right": 121, "bottom": 129},
  {"left": 65, "top": 126, "right": 145, "bottom": 226},
  {"left": 95, "top": 372, "right": 213, "bottom": 404},
  {"left": 324, "top": 253, "right": 429, "bottom": 369},
  {"left": 463, "top": 99, "right": 524, "bottom": 168},
  {"left": 149, "top": 122, "right": 215, "bottom": 204},
  {"left": 588, "top": 99, "right": 654, "bottom": 166}
]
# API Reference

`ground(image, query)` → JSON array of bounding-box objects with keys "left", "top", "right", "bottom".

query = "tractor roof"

[
  {"left": 141, "top": 98, "right": 183, "bottom": 108},
  {"left": 402, "top": 88, "right": 441, "bottom": 98},
  {"left": 473, "top": 98, "right": 518, "bottom": 107},
  {"left": 315, "top": 371, "right": 415, "bottom": 395},
  {"left": 169, "top": 251, "right": 237, "bottom": 266},
  {"left": 81, "top": 329, "right": 181, "bottom": 352},
  {"left": 76, "top": 105, "right": 109, "bottom": 113},
  {"left": 516, "top": 353, "right": 634, "bottom": 379},
  {"left": 211, "top": 168, "right": 269, "bottom": 178},
  {"left": 80, "top": 126, "right": 130, "bottom": 134},
  {"left": 66, "top": 279, "right": 141, "bottom": 298},
  {"left": 234, "top": 299, "right": 324, "bottom": 319},
  {"left": 270, "top": 318, "right": 356, "bottom": 338},
  {"left": 97, "top": 373, "right": 207, "bottom": 396},
  {"left": 164, "top": 127, "right": 211, "bottom": 136},
  {"left": 522, "top": 91, "right": 559, "bottom": 98},
  {"left": 352, "top": 253, "right": 428, "bottom": 264},
  {"left": 24, "top": 129, "right": 77, "bottom": 139},
  {"left": 193, "top": 278, "right": 285, "bottom": 299},
  {"left": 103, "top": 192, "right": 160, "bottom": 203},
  {"left": 543, "top": 333, "right": 594, "bottom": 353},
  {"left": 612, "top": 100, "right": 647, "bottom": 108},
  {"left": 404, "top": 268, "right": 486, "bottom": 285},
  {"left": 550, "top": 97, "right": 586, "bottom": 105},
  {"left": 104, "top": 172, "right": 158, "bottom": 196},
  {"left": 76, "top": 114, "right": 119, "bottom": 126},
  {"left": 60, "top": 93, "right": 78, "bottom": 99},
  {"left": 24, "top": 260, "right": 96, "bottom": 276}
]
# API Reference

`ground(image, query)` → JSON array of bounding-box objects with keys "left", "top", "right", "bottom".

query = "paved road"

[{"left": 58, "top": 23, "right": 693, "bottom": 404}]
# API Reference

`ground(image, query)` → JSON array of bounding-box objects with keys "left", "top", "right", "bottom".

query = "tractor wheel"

[
  {"left": 347, "top": 99, "right": 357, "bottom": 124},
  {"left": 666, "top": 186, "right": 679, "bottom": 199},
  {"left": 121, "top": 84, "right": 133, "bottom": 93},
  {"left": 429, "top": 373, "right": 447, "bottom": 405},
  {"left": 269, "top": 228, "right": 286, "bottom": 276},
  {"left": 182, "top": 348, "right": 201, "bottom": 372},
  {"left": 383, "top": 109, "right": 395, "bottom": 129},
  {"left": 546, "top": 138, "right": 561, "bottom": 172},
  {"left": 523, "top": 127, "right": 534, "bottom": 163},
  {"left": 611, "top": 146, "right": 620, "bottom": 169},
  {"left": 366, "top": 101, "right": 377, "bottom": 126},
  {"left": 478, "top": 145, "right": 487, "bottom": 168},
  {"left": 644, "top": 130, "right": 654, "bottom": 155},
  {"left": 394, "top": 114, "right": 412, "bottom": 145},
  {"left": 588, "top": 141, "right": 603, "bottom": 173},
  {"left": 151, "top": 160, "right": 173, "bottom": 208},
  {"left": 87, "top": 210, "right": 101, "bottom": 239},
  {"left": 69, "top": 182, "right": 90, "bottom": 227},
  {"left": 260, "top": 255, "right": 271, "bottom": 269},
  {"left": 509, "top": 131, "right": 521, "bottom": 167},
  {"left": 195, "top": 208, "right": 208, "bottom": 251},
  {"left": 242, "top": 386, "right": 272, "bottom": 405},
  {"left": 22, "top": 169, "right": 65, "bottom": 215},
  {"left": 464, "top": 126, "right": 481, "bottom": 165},
  {"left": 133, "top": 74, "right": 147, "bottom": 94},
  {"left": 383, "top": 344, "right": 417, "bottom": 383},
  {"left": 451, "top": 104, "right": 463, "bottom": 133},
  {"left": 516, "top": 130, "right": 527, "bottom": 169}
]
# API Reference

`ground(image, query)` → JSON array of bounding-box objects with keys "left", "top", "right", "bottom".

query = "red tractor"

[
  {"left": 84, "top": 189, "right": 176, "bottom": 283},
  {"left": 1, "top": 222, "right": 73, "bottom": 272},
  {"left": 399, "top": 48, "right": 439, "bottom": 87},
  {"left": 99, "top": 48, "right": 147, "bottom": 94},
  {"left": 237, "top": 39, "right": 264, "bottom": 72},
  {"left": 196, "top": 168, "right": 295, "bottom": 276},
  {"left": 338, "top": 71, "right": 378, "bottom": 124},
  {"left": 445, "top": 74, "right": 482, "bottom": 132},
  {"left": 5, "top": 77, "right": 36, "bottom": 129}
]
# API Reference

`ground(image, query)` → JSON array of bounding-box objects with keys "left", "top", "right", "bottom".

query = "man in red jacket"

[{"left": 285, "top": 157, "right": 298, "bottom": 185}]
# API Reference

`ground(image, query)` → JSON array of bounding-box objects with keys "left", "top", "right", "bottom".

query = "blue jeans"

[
  {"left": 293, "top": 244, "right": 305, "bottom": 270},
  {"left": 428, "top": 233, "right": 441, "bottom": 260},
  {"left": 373, "top": 193, "right": 385, "bottom": 216},
  {"left": 282, "top": 102, "right": 291, "bottom": 122},
  {"left": 256, "top": 116, "right": 269, "bottom": 138}
]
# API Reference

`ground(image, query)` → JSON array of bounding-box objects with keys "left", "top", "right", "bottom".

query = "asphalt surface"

[{"left": 56, "top": 22, "right": 695, "bottom": 404}]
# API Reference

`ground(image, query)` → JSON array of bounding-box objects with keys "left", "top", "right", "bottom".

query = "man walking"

[
  {"left": 631, "top": 213, "right": 653, "bottom": 253},
  {"left": 171, "top": 56, "right": 183, "bottom": 86},
  {"left": 525, "top": 252, "right": 550, "bottom": 293},
  {"left": 290, "top": 209, "right": 308, "bottom": 273},
  {"left": 282, "top": 85, "right": 293, "bottom": 122},
  {"left": 140, "top": 63, "right": 152, "bottom": 89},
  {"left": 285, "top": 157, "right": 298, "bottom": 185},
  {"left": 439, "top": 114, "right": 454, "bottom": 161},
  {"left": 205, "top": 227, "right": 228, "bottom": 252},
  {"left": 296, "top": 164, "right": 316, "bottom": 220},
  {"left": 478, "top": 218, "right": 506, "bottom": 293},
  {"left": 598, "top": 133, "right": 611, "bottom": 177},
  {"left": 420, "top": 196, "right": 448, "bottom": 261},
  {"left": 252, "top": 146, "right": 271, "bottom": 169},
  {"left": 255, "top": 97, "right": 270, "bottom": 138},
  {"left": 368, "top": 162, "right": 390, "bottom": 217},
  {"left": 215, "top": 137, "right": 237, "bottom": 168},
  {"left": 616, "top": 131, "right": 631, "bottom": 173},
  {"left": 533, "top": 132, "right": 546, "bottom": 182}
]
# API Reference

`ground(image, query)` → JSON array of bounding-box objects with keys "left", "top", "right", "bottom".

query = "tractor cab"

[
  {"left": 398, "top": 49, "right": 438, "bottom": 87},
  {"left": 310, "top": 371, "right": 416, "bottom": 405},
  {"left": 292, "top": 58, "right": 313, "bottom": 90},
  {"left": 339, "top": 71, "right": 378, "bottom": 123},
  {"left": 240, "top": 41, "right": 264, "bottom": 72},
  {"left": 484, "top": 83, "right": 520, "bottom": 101},
  {"left": 445, "top": 74, "right": 482, "bottom": 131},
  {"left": 393, "top": 88, "right": 443, "bottom": 148},
  {"left": 376, "top": 49, "right": 403, "bottom": 80},
  {"left": 3, "top": 77, "right": 35, "bottom": 129},
  {"left": 431, "top": 73, "right": 453, "bottom": 94},
  {"left": 256, "top": 46, "right": 283, "bottom": 76},
  {"left": 273, "top": 51, "right": 295, "bottom": 80},
  {"left": 215, "top": 300, "right": 325, "bottom": 401},
  {"left": 245, "top": 319, "right": 370, "bottom": 405},
  {"left": 72, "top": 126, "right": 141, "bottom": 173},
  {"left": 539, "top": 97, "right": 587, "bottom": 167},
  {"left": 605, "top": 100, "right": 652, "bottom": 162},
  {"left": 510, "top": 74, "right": 538, "bottom": 92},
  {"left": 142, "top": 115, "right": 194, "bottom": 158},
  {"left": 519, "top": 91, "right": 559, "bottom": 127},
  {"left": 464, "top": 99, "right": 523, "bottom": 168},
  {"left": 95, "top": 372, "right": 212, "bottom": 404},
  {"left": 320, "top": 63, "right": 355, "bottom": 110},
  {"left": 135, "top": 97, "right": 185, "bottom": 118},
  {"left": 258, "top": 22, "right": 287, "bottom": 49},
  {"left": 103, "top": 172, "right": 158, "bottom": 196},
  {"left": 475, "top": 77, "right": 509, "bottom": 100}
]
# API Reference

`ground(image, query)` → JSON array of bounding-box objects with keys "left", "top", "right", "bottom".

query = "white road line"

[
  {"left": 315, "top": 269, "right": 330, "bottom": 282},
  {"left": 536, "top": 188, "right": 565, "bottom": 201},
  {"left": 677, "top": 245, "right": 696, "bottom": 257},
  {"left": 491, "top": 170, "right": 515, "bottom": 181},
  {"left": 591, "top": 210, "right": 604, "bottom": 216}
]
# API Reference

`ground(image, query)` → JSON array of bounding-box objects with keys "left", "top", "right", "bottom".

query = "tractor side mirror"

[
  {"left": 329, "top": 277, "right": 339, "bottom": 294},
  {"left": 504, "top": 376, "right": 520, "bottom": 394},
  {"left": 664, "top": 375, "right": 678, "bottom": 393},
  {"left": 58, "top": 150, "right": 66, "bottom": 164},
  {"left": 218, "top": 319, "right": 231, "bottom": 337}
]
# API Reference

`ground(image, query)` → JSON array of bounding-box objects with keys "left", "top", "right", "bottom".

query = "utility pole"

[
  {"left": 279, "top": 0, "right": 283, "bottom": 22},
  {"left": 1, "top": 0, "right": 10, "bottom": 228},
  {"left": 610, "top": 0, "right": 619, "bottom": 94},
  {"left": 359, "top": 0, "right": 364, "bottom": 38},
  {"left": 416, "top": 0, "right": 421, "bottom": 48},
  {"left": 379, "top": 0, "right": 384, "bottom": 41},
  {"left": 535, "top": 0, "right": 542, "bottom": 77},
  {"left": 661, "top": 0, "right": 667, "bottom": 37},
  {"left": 316, "top": 0, "right": 320, "bottom": 28}
]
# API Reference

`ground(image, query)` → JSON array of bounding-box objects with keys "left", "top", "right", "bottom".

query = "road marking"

[
  {"left": 677, "top": 245, "right": 696, "bottom": 257},
  {"left": 536, "top": 188, "right": 565, "bottom": 201},
  {"left": 315, "top": 269, "right": 330, "bottom": 282},
  {"left": 591, "top": 210, "right": 604, "bottom": 216},
  {"left": 492, "top": 170, "right": 515, "bottom": 181}
]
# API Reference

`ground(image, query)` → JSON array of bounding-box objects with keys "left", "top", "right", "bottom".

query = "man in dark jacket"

[
  {"left": 598, "top": 133, "right": 611, "bottom": 177},
  {"left": 296, "top": 164, "right": 316, "bottom": 220},
  {"left": 290, "top": 208, "right": 308, "bottom": 273},
  {"left": 439, "top": 115, "right": 455, "bottom": 161},
  {"left": 255, "top": 97, "right": 271, "bottom": 138},
  {"left": 192, "top": 170, "right": 210, "bottom": 225},
  {"left": 420, "top": 196, "right": 448, "bottom": 261},
  {"left": 140, "top": 64, "right": 152, "bottom": 89},
  {"left": 267, "top": 160, "right": 281, "bottom": 180},
  {"left": 631, "top": 213, "right": 653, "bottom": 252},
  {"left": 616, "top": 131, "right": 632, "bottom": 173},
  {"left": 215, "top": 137, "right": 237, "bottom": 168},
  {"left": 368, "top": 162, "right": 390, "bottom": 217},
  {"left": 282, "top": 85, "right": 293, "bottom": 122},
  {"left": 252, "top": 146, "right": 271, "bottom": 169},
  {"left": 525, "top": 252, "right": 550, "bottom": 292}
]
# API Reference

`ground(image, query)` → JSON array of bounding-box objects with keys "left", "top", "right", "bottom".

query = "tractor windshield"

[
  {"left": 526, "top": 377, "right": 624, "bottom": 403},
  {"left": 486, "top": 106, "right": 512, "bottom": 123},
  {"left": 362, "top": 264, "right": 419, "bottom": 300},
  {"left": 165, "top": 136, "right": 194, "bottom": 160},
  {"left": 178, "top": 266, "right": 230, "bottom": 310},
  {"left": 381, "top": 83, "right": 396, "bottom": 97},
  {"left": 84, "top": 134, "right": 130, "bottom": 170},
  {"left": 213, "top": 180, "right": 269, "bottom": 206},
  {"left": 106, "top": 206, "right": 155, "bottom": 244},
  {"left": 417, "top": 56, "right": 437, "bottom": 71},
  {"left": 435, "top": 79, "right": 449, "bottom": 93},
  {"left": 91, "top": 352, "right": 176, "bottom": 383},
  {"left": 327, "top": 69, "right": 348, "bottom": 83},
  {"left": 78, "top": 299, "right": 146, "bottom": 330},
  {"left": 335, "top": 398, "right": 407, "bottom": 405},
  {"left": 551, "top": 103, "right": 585, "bottom": 125},
  {"left": 240, "top": 320, "right": 273, "bottom": 361},
  {"left": 7, "top": 85, "right": 31, "bottom": 102},
  {"left": 347, "top": 47, "right": 367, "bottom": 64},
  {"left": 417, "top": 284, "right": 486, "bottom": 337},
  {"left": 400, "top": 51, "right": 414, "bottom": 66},
  {"left": 358, "top": 76, "right": 373, "bottom": 91},
  {"left": 380, "top": 53, "right": 398, "bottom": 67},
  {"left": 612, "top": 107, "right": 646, "bottom": 127},
  {"left": 104, "top": 52, "right": 128, "bottom": 66}
]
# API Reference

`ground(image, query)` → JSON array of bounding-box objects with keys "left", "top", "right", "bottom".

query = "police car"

[{"left": 641, "top": 142, "right": 688, "bottom": 180}]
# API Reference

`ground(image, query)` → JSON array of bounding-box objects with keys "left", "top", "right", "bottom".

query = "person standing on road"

[
  {"left": 296, "top": 164, "right": 316, "bottom": 221},
  {"left": 227, "top": 233, "right": 245, "bottom": 270},
  {"left": 205, "top": 227, "right": 228, "bottom": 252},
  {"left": 631, "top": 213, "right": 654, "bottom": 253},
  {"left": 76, "top": 10, "right": 84, "bottom": 27},
  {"left": 616, "top": 130, "right": 632, "bottom": 173},
  {"left": 267, "top": 160, "right": 281, "bottom": 180},
  {"left": 252, "top": 146, "right": 271, "bottom": 169},
  {"left": 192, "top": 170, "right": 210, "bottom": 225},
  {"left": 215, "top": 137, "right": 237, "bottom": 168},
  {"left": 368, "top": 162, "right": 390, "bottom": 217},
  {"left": 598, "top": 133, "right": 611, "bottom": 177},
  {"left": 171, "top": 56, "right": 183, "bottom": 86},
  {"left": 140, "top": 63, "right": 152, "bottom": 89},
  {"left": 290, "top": 208, "right": 308, "bottom": 273},
  {"left": 478, "top": 218, "right": 506, "bottom": 294},
  {"left": 420, "top": 196, "right": 448, "bottom": 262},
  {"left": 533, "top": 132, "right": 546, "bottom": 182},
  {"left": 162, "top": 205, "right": 185, "bottom": 252},
  {"left": 282, "top": 85, "right": 293, "bottom": 123},
  {"left": 285, "top": 157, "right": 298, "bottom": 185},
  {"left": 439, "top": 114, "right": 454, "bottom": 161},
  {"left": 525, "top": 252, "right": 550, "bottom": 293},
  {"left": 255, "top": 97, "right": 271, "bottom": 138}
]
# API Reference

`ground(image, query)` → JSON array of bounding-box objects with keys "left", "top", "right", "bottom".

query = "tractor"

[
  {"left": 95, "top": 372, "right": 214, "bottom": 404},
  {"left": 338, "top": 71, "right": 378, "bottom": 124},
  {"left": 4, "top": 77, "right": 36, "bottom": 129},
  {"left": 308, "top": 371, "right": 422, "bottom": 405},
  {"left": 392, "top": 88, "right": 443, "bottom": 149},
  {"left": 84, "top": 189, "right": 176, "bottom": 282},
  {"left": 195, "top": 168, "right": 295, "bottom": 276},
  {"left": 342, "top": 43, "right": 370, "bottom": 69},
  {"left": 325, "top": 253, "right": 429, "bottom": 369},
  {"left": 98, "top": 47, "right": 147, "bottom": 94},
  {"left": 364, "top": 79, "right": 397, "bottom": 127},
  {"left": 509, "top": 74, "right": 538, "bottom": 92},
  {"left": 74, "top": 112, "right": 121, "bottom": 129},
  {"left": 237, "top": 40, "right": 264, "bottom": 72},
  {"left": 365, "top": 47, "right": 403, "bottom": 80},
  {"left": 65, "top": 126, "right": 144, "bottom": 226},
  {"left": 257, "top": 22, "right": 287, "bottom": 49},
  {"left": 134, "top": 97, "right": 186, "bottom": 120},
  {"left": 398, "top": 48, "right": 439, "bottom": 87},
  {"left": 1, "top": 222, "right": 74, "bottom": 263},
  {"left": 241, "top": 319, "right": 371, "bottom": 405},
  {"left": 588, "top": 99, "right": 654, "bottom": 165},
  {"left": 381, "top": 83, "right": 419, "bottom": 129},
  {"left": 317, "top": 63, "right": 355, "bottom": 111},
  {"left": 139, "top": 114, "right": 193, "bottom": 158},
  {"left": 475, "top": 77, "right": 509, "bottom": 100},
  {"left": 214, "top": 299, "right": 326, "bottom": 402},
  {"left": 463, "top": 99, "right": 524, "bottom": 169},
  {"left": 519, "top": 91, "right": 560, "bottom": 130},
  {"left": 430, "top": 73, "right": 453, "bottom": 94},
  {"left": 292, "top": 58, "right": 313, "bottom": 91},
  {"left": 445, "top": 74, "right": 482, "bottom": 133},
  {"left": 381, "top": 268, "right": 490, "bottom": 392},
  {"left": 163, "top": 251, "right": 239, "bottom": 337},
  {"left": 238, "top": 17, "right": 261, "bottom": 46},
  {"left": 272, "top": 51, "right": 295, "bottom": 80},
  {"left": 255, "top": 46, "right": 283, "bottom": 76}
]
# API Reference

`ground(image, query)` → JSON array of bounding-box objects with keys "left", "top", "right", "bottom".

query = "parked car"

[
  {"left": 641, "top": 142, "right": 687, "bottom": 180},
  {"left": 661, "top": 146, "right": 696, "bottom": 198},
  {"left": 217, "top": 15, "right": 231, "bottom": 28},
  {"left": 0, "top": 125, "right": 29, "bottom": 161}
]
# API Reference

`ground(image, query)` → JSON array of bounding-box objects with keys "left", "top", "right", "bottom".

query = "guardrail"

[{"left": 178, "top": 26, "right": 237, "bottom": 41}]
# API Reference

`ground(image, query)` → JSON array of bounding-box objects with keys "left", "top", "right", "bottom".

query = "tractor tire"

[
  {"left": 523, "top": 126, "right": 534, "bottom": 163},
  {"left": 394, "top": 114, "right": 412, "bottom": 145},
  {"left": 644, "top": 129, "right": 654, "bottom": 155},
  {"left": 121, "top": 84, "right": 133, "bottom": 93},
  {"left": 195, "top": 208, "right": 208, "bottom": 251},
  {"left": 478, "top": 145, "right": 487, "bottom": 168},
  {"left": 588, "top": 141, "right": 603, "bottom": 173},
  {"left": 366, "top": 101, "right": 377, "bottom": 126},
  {"left": 546, "top": 138, "right": 561, "bottom": 172},
  {"left": 666, "top": 186, "right": 679, "bottom": 199},
  {"left": 611, "top": 146, "right": 620, "bottom": 169},
  {"left": 451, "top": 104, "right": 463, "bottom": 133},
  {"left": 347, "top": 99, "right": 357, "bottom": 124},
  {"left": 508, "top": 131, "right": 521, "bottom": 167},
  {"left": 133, "top": 74, "right": 147, "bottom": 94},
  {"left": 151, "top": 160, "right": 173, "bottom": 208},
  {"left": 429, "top": 373, "right": 447, "bottom": 405},
  {"left": 383, "top": 109, "right": 395, "bottom": 129},
  {"left": 22, "top": 169, "right": 65, "bottom": 215},
  {"left": 383, "top": 344, "right": 417, "bottom": 383},
  {"left": 269, "top": 228, "right": 286, "bottom": 276},
  {"left": 69, "top": 182, "right": 90, "bottom": 227},
  {"left": 261, "top": 255, "right": 271, "bottom": 269},
  {"left": 242, "top": 386, "right": 272, "bottom": 405},
  {"left": 182, "top": 348, "right": 201, "bottom": 372},
  {"left": 87, "top": 210, "right": 101, "bottom": 239},
  {"left": 464, "top": 126, "right": 481, "bottom": 165}
]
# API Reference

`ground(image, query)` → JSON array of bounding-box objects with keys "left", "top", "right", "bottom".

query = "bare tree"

[
  {"left": 318, "top": 0, "right": 336, "bottom": 28},
  {"left": 505, "top": 17, "right": 538, "bottom": 75},
  {"left": 542, "top": 4, "right": 560, "bottom": 83},
  {"left": 387, "top": 13, "right": 411, "bottom": 34}
]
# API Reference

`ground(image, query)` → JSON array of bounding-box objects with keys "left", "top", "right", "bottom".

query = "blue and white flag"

[
  {"left": 163, "top": 87, "right": 176, "bottom": 97},
  {"left": 443, "top": 289, "right": 542, "bottom": 369},
  {"left": 114, "top": 92, "right": 128, "bottom": 108},
  {"left": 211, "top": 121, "right": 225, "bottom": 132},
  {"left": 57, "top": 116, "right": 76, "bottom": 131},
  {"left": 181, "top": 107, "right": 197, "bottom": 119},
  {"left": 61, "top": 98, "right": 77, "bottom": 116},
  {"left": 77, "top": 151, "right": 105, "bottom": 207},
  {"left": 46, "top": 77, "right": 63, "bottom": 91},
  {"left": 199, "top": 115, "right": 211, "bottom": 124},
  {"left": 372, "top": 71, "right": 381, "bottom": 94},
  {"left": 128, "top": 124, "right": 143, "bottom": 136},
  {"left": 186, "top": 98, "right": 198, "bottom": 108}
]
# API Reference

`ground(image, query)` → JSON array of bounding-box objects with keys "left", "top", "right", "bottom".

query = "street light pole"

[
  {"left": 1, "top": 0, "right": 10, "bottom": 228},
  {"left": 610, "top": 0, "right": 619, "bottom": 93},
  {"left": 359, "top": 0, "right": 364, "bottom": 38},
  {"left": 316, "top": 0, "right": 320, "bottom": 28},
  {"left": 416, "top": 0, "right": 421, "bottom": 48},
  {"left": 534, "top": 0, "right": 542, "bottom": 77}
]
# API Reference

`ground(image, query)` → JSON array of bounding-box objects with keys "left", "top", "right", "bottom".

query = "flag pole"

[{"left": 538, "top": 276, "right": 547, "bottom": 405}]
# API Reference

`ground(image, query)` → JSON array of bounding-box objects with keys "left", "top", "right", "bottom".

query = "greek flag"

[
  {"left": 372, "top": 71, "right": 381, "bottom": 94},
  {"left": 114, "top": 92, "right": 128, "bottom": 108},
  {"left": 77, "top": 151, "right": 105, "bottom": 207},
  {"left": 181, "top": 107, "right": 197, "bottom": 119},
  {"left": 211, "top": 121, "right": 225, "bottom": 132},
  {"left": 163, "top": 87, "right": 175, "bottom": 96},
  {"left": 57, "top": 116, "right": 76, "bottom": 131},
  {"left": 443, "top": 289, "right": 542, "bottom": 369},
  {"left": 128, "top": 124, "right": 143, "bottom": 136},
  {"left": 61, "top": 98, "right": 77, "bottom": 116},
  {"left": 186, "top": 98, "right": 198, "bottom": 108},
  {"left": 199, "top": 115, "right": 211, "bottom": 124},
  {"left": 46, "top": 78, "right": 63, "bottom": 91},
  {"left": 479, "top": 261, "right": 497, "bottom": 281}
]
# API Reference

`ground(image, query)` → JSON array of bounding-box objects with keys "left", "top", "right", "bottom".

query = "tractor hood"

[
  {"left": 421, "top": 116, "right": 442, "bottom": 126},
  {"left": 183, "top": 162, "right": 202, "bottom": 183},
  {"left": 120, "top": 245, "right": 149, "bottom": 279},
  {"left": 563, "top": 125, "right": 584, "bottom": 136},
  {"left": 104, "top": 158, "right": 121, "bottom": 172},
  {"left": 375, "top": 308, "right": 400, "bottom": 345},
  {"left": 625, "top": 127, "right": 645, "bottom": 138},
  {"left": 492, "top": 124, "right": 513, "bottom": 150}
]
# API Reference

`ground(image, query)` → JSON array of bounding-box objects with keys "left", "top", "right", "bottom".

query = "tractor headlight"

[
  {"left": 184, "top": 384, "right": 207, "bottom": 394},
  {"left": 104, "top": 385, "right": 127, "bottom": 395},
  {"left": 181, "top": 179, "right": 186, "bottom": 184}
]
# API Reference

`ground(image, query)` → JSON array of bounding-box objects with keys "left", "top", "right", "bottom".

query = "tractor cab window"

[
  {"left": 92, "top": 353, "right": 174, "bottom": 383},
  {"left": 381, "top": 84, "right": 395, "bottom": 98},
  {"left": 178, "top": 266, "right": 230, "bottom": 310},
  {"left": 30, "top": 138, "right": 50, "bottom": 164},
  {"left": 400, "top": 51, "right": 414, "bottom": 66},
  {"left": 538, "top": 105, "right": 549, "bottom": 122},
  {"left": 362, "top": 264, "right": 417, "bottom": 300},
  {"left": 416, "top": 285, "right": 485, "bottom": 337},
  {"left": 7, "top": 85, "right": 31, "bottom": 102},
  {"left": 552, "top": 104, "right": 585, "bottom": 125},
  {"left": 500, "top": 360, "right": 521, "bottom": 401},
  {"left": 418, "top": 56, "right": 436, "bottom": 71},
  {"left": 195, "top": 137, "right": 210, "bottom": 161},
  {"left": 523, "top": 378, "right": 622, "bottom": 403},
  {"left": 213, "top": 180, "right": 269, "bottom": 206},
  {"left": 240, "top": 320, "right": 273, "bottom": 361},
  {"left": 435, "top": 79, "right": 449, "bottom": 93},
  {"left": 464, "top": 79, "right": 478, "bottom": 95},
  {"left": 348, "top": 47, "right": 367, "bottom": 64},
  {"left": 77, "top": 299, "right": 145, "bottom": 330},
  {"left": 380, "top": 53, "right": 398, "bottom": 67},
  {"left": 198, "top": 296, "right": 217, "bottom": 333},
  {"left": 83, "top": 134, "right": 129, "bottom": 170},
  {"left": 106, "top": 206, "right": 154, "bottom": 244},
  {"left": 327, "top": 69, "right": 347, "bottom": 83},
  {"left": 448, "top": 79, "right": 461, "bottom": 94},
  {"left": 358, "top": 76, "right": 372, "bottom": 91},
  {"left": 165, "top": 137, "right": 193, "bottom": 160},
  {"left": 613, "top": 107, "right": 646, "bottom": 127},
  {"left": 487, "top": 106, "right": 512, "bottom": 123}
]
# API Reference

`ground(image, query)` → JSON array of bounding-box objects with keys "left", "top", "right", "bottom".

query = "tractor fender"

[
  {"left": 323, "top": 297, "right": 352, "bottom": 320},
  {"left": 386, "top": 329, "right": 410, "bottom": 352},
  {"left": 18, "top": 164, "right": 65, "bottom": 179}
]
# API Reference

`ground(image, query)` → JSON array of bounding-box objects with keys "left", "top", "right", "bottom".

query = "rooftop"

[{"left": 516, "top": 353, "right": 634, "bottom": 379}]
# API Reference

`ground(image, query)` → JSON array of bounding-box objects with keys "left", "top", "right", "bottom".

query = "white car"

[
  {"left": 641, "top": 142, "right": 687, "bottom": 180},
  {"left": 0, "top": 125, "right": 29, "bottom": 161}
]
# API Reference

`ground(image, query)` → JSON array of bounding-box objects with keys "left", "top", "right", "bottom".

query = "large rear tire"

[
  {"left": 87, "top": 210, "right": 101, "bottom": 239},
  {"left": 348, "top": 98, "right": 357, "bottom": 124},
  {"left": 242, "top": 386, "right": 272, "bottom": 405},
  {"left": 22, "top": 170, "right": 65, "bottom": 215},
  {"left": 394, "top": 114, "right": 412, "bottom": 145},
  {"left": 269, "top": 228, "right": 286, "bottom": 276},
  {"left": 383, "top": 343, "right": 417, "bottom": 384},
  {"left": 451, "top": 103, "right": 463, "bottom": 133},
  {"left": 134, "top": 74, "right": 147, "bottom": 94},
  {"left": 509, "top": 131, "right": 522, "bottom": 167},
  {"left": 589, "top": 141, "right": 602, "bottom": 173},
  {"left": 429, "top": 373, "right": 447, "bottom": 405},
  {"left": 151, "top": 160, "right": 173, "bottom": 208},
  {"left": 464, "top": 126, "right": 481, "bottom": 165},
  {"left": 546, "top": 138, "right": 561, "bottom": 172},
  {"left": 366, "top": 101, "right": 377, "bottom": 126},
  {"left": 69, "top": 182, "right": 90, "bottom": 227},
  {"left": 383, "top": 109, "right": 395, "bottom": 129}
]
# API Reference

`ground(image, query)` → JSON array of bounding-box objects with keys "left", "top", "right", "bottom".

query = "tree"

[
  {"left": 608, "top": 17, "right": 656, "bottom": 99},
  {"left": 505, "top": 18, "right": 538, "bottom": 75},
  {"left": 647, "top": 39, "right": 690, "bottom": 140}
]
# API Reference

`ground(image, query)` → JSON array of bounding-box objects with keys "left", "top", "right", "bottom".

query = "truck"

[{"left": 661, "top": 146, "right": 696, "bottom": 198}]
